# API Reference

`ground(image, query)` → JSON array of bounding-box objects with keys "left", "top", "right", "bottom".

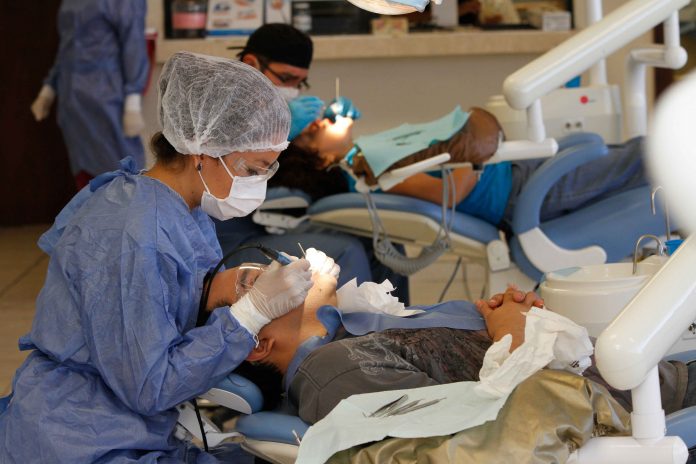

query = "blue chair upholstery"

[
  {"left": 236, "top": 411, "right": 310, "bottom": 445},
  {"left": 310, "top": 192, "right": 500, "bottom": 245},
  {"left": 666, "top": 406, "right": 696, "bottom": 448},
  {"left": 259, "top": 132, "right": 667, "bottom": 285},
  {"left": 508, "top": 135, "right": 669, "bottom": 281}
]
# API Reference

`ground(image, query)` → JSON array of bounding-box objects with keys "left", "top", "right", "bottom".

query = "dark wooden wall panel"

[{"left": 0, "top": 2, "right": 76, "bottom": 226}]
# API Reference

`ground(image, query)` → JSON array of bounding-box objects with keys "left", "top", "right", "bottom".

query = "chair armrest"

[
  {"left": 512, "top": 140, "right": 609, "bottom": 234},
  {"left": 237, "top": 411, "right": 311, "bottom": 445},
  {"left": 376, "top": 153, "right": 452, "bottom": 192},
  {"left": 488, "top": 138, "right": 558, "bottom": 164}
]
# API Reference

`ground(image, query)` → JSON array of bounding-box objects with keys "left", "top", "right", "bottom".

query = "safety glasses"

[
  {"left": 258, "top": 57, "right": 310, "bottom": 90},
  {"left": 224, "top": 156, "right": 279, "bottom": 180}
]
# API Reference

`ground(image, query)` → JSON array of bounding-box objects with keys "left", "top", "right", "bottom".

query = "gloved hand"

[
  {"left": 324, "top": 97, "right": 361, "bottom": 122},
  {"left": 229, "top": 259, "right": 312, "bottom": 335},
  {"left": 305, "top": 247, "right": 340, "bottom": 279},
  {"left": 30, "top": 85, "right": 56, "bottom": 122},
  {"left": 288, "top": 95, "right": 324, "bottom": 140},
  {"left": 122, "top": 93, "right": 145, "bottom": 137}
]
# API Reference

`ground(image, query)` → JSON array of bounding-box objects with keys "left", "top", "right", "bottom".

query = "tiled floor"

[
  {"left": 1, "top": 225, "right": 49, "bottom": 393},
  {"left": 0, "top": 226, "right": 485, "bottom": 393}
]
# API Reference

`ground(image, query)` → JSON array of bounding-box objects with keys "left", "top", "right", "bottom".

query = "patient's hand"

[
  {"left": 475, "top": 286, "right": 541, "bottom": 352},
  {"left": 480, "top": 285, "right": 544, "bottom": 310}
]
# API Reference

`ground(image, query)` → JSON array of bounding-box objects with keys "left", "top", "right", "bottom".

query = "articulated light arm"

[
  {"left": 503, "top": 0, "right": 689, "bottom": 110},
  {"left": 596, "top": 70, "right": 696, "bottom": 391},
  {"left": 346, "top": 0, "right": 441, "bottom": 14}
]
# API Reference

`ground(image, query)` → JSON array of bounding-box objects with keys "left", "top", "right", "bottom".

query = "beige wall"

[{"left": 143, "top": 0, "right": 658, "bottom": 165}]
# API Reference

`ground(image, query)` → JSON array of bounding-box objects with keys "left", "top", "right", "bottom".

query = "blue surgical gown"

[
  {"left": 0, "top": 160, "right": 255, "bottom": 463},
  {"left": 46, "top": 0, "right": 149, "bottom": 176}
]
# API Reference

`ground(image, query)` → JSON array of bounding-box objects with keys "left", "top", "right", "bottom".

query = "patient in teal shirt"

[{"left": 270, "top": 107, "right": 647, "bottom": 232}]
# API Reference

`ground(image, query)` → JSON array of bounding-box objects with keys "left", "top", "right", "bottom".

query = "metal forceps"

[
  {"left": 364, "top": 394, "right": 409, "bottom": 418},
  {"left": 364, "top": 395, "right": 446, "bottom": 418}
]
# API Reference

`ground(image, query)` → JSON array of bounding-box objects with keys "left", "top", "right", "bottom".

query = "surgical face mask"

[
  {"left": 197, "top": 159, "right": 268, "bottom": 220},
  {"left": 276, "top": 86, "right": 300, "bottom": 102}
]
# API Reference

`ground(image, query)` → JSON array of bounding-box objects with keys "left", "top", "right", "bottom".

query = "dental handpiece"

[{"left": 257, "top": 245, "right": 293, "bottom": 266}]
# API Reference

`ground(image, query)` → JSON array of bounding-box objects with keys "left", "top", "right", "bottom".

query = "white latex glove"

[
  {"left": 229, "top": 259, "right": 312, "bottom": 335},
  {"left": 30, "top": 85, "right": 56, "bottom": 122},
  {"left": 122, "top": 93, "right": 145, "bottom": 137},
  {"left": 305, "top": 247, "right": 341, "bottom": 279}
]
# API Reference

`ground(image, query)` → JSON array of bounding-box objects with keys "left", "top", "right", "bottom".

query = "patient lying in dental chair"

[
  {"left": 271, "top": 107, "right": 648, "bottom": 230},
  {"left": 234, "top": 262, "right": 695, "bottom": 429}
]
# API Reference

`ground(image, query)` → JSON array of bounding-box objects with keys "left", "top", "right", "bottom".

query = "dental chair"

[
  {"left": 183, "top": 1, "right": 696, "bottom": 461},
  {"left": 176, "top": 351, "right": 696, "bottom": 464},
  {"left": 255, "top": 0, "right": 687, "bottom": 295},
  {"left": 256, "top": 131, "right": 670, "bottom": 293}
]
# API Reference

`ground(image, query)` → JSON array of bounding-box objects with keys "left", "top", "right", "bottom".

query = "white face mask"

[
  {"left": 197, "top": 160, "right": 267, "bottom": 220},
  {"left": 276, "top": 86, "right": 300, "bottom": 102}
]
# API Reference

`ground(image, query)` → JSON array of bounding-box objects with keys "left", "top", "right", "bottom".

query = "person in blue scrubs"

[
  {"left": 218, "top": 24, "right": 409, "bottom": 303},
  {"left": 0, "top": 52, "right": 317, "bottom": 463},
  {"left": 30, "top": 0, "right": 149, "bottom": 189}
]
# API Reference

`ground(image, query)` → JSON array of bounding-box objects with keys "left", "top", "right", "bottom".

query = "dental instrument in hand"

[
  {"left": 297, "top": 242, "right": 307, "bottom": 258},
  {"left": 326, "top": 78, "right": 342, "bottom": 121},
  {"left": 257, "top": 244, "right": 293, "bottom": 266}
]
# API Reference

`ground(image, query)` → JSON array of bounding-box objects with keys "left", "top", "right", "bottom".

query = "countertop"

[{"left": 155, "top": 28, "right": 574, "bottom": 63}]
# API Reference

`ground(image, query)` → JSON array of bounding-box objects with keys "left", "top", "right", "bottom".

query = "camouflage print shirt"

[{"left": 288, "top": 328, "right": 492, "bottom": 424}]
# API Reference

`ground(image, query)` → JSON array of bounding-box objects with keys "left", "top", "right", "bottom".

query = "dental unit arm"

[
  {"left": 573, "top": 69, "right": 696, "bottom": 464},
  {"left": 491, "top": 0, "right": 689, "bottom": 274},
  {"left": 503, "top": 0, "right": 688, "bottom": 140}
]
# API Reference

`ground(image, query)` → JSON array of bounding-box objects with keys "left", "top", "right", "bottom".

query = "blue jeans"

[{"left": 501, "top": 136, "right": 648, "bottom": 231}]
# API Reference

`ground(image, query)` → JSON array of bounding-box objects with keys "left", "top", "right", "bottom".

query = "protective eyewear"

[
  {"left": 235, "top": 263, "right": 267, "bottom": 297},
  {"left": 225, "top": 156, "right": 279, "bottom": 180},
  {"left": 258, "top": 57, "right": 310, "bottom": 90}
]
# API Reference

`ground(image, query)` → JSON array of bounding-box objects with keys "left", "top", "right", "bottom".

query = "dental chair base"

[
  {"left": 568, "top": 436, "right": 688, "bottom": 464},
  {"left": 570, "top": 367, "right": 689, "bottom": 464}
]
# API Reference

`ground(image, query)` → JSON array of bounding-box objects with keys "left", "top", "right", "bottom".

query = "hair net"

[{"left": 159, "top": 51, "right": 290, "bottom": 157}]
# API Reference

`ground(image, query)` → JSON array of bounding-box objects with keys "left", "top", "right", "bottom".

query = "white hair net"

[{"left": 159, "top": 51, "right": 290, "bottom": 157}]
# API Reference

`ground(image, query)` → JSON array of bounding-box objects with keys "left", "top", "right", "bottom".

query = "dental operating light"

[{"left": 346, "top": 0, "right": 440, "bottom": 15}]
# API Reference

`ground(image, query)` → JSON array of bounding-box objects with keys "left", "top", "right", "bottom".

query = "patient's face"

[
  {"left": 295, "top": 117, "right": 355, "bottom": 165},
  {"left": 246, "top": 273, "right": 338, "bottom": 372},
  {"left": 242, "top": 271, "right": 337, "bottom": 346}
]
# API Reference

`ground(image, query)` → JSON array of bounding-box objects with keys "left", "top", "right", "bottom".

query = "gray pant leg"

[{"left": 502, "top": 137, "right": 648, "bottom": 228}]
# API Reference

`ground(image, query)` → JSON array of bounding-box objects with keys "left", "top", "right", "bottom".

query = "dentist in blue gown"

[
  {"left": 30, "top": 0, "right": 150, "bottom": 189},
  {"left": 0, "top": 52, "right": 315, "bottom": 463}
]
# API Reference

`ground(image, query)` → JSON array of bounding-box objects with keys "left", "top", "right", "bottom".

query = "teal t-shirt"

[
  {"left": 456, "top": 162, "right": 512, "bottom": 225},
  {"left": 345, "top": 160, "right": 513, "bottom": 227}
]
